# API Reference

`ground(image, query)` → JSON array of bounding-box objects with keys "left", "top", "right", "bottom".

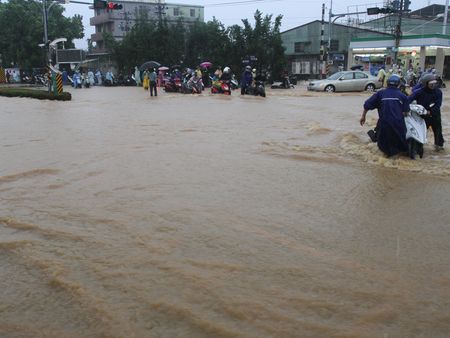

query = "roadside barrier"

[
  {"left": 54, "top": 73, "right": 63, "bottom": 94},
  {"left": 0, "top": 68, "right": 6, "bottom": 83}
]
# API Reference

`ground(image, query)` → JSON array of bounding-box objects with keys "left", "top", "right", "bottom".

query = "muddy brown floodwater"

[{"left": 1, "top": 85, "right": 450, "bottom": 338}]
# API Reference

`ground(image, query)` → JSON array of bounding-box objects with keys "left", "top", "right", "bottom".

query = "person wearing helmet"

[
  {"left": 408, "top": 73, "right": 444, "bottom": 150},
  {"left": 220, "top": 66, "right": 232, "bottom": 82},
  {"left": 241, "top": 66, "right": 253, "bottom": 95},
  {"left": 360, "top": 74, "right": 410, "bottom": 157}
]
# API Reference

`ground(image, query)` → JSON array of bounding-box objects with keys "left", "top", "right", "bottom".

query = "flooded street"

[{"left": 1, "top": 85, "right": 450, "bottom": 337}]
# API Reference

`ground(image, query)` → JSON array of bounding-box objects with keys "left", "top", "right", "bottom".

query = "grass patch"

[{"left": 0, "top": 87, "right": 71, "bottom": 101}]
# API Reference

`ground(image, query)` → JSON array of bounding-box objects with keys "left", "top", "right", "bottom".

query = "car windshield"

[{"left": 327, "top": 72, "right": 343, "bottom": 80}]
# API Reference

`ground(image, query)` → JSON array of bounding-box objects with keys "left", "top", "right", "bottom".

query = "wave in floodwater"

[{"left": 263, "top": 126, "right": 450, "bottom": 177}]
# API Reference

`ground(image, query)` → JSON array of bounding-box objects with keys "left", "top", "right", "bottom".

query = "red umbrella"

[{"left": 200, "top": 61, "right": 212, "bottom": 68}]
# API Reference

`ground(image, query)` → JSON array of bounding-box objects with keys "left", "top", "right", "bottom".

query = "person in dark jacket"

[
  {"left": 240, "top": 66, "right": 253, "bottom": 95},
  {"left": 360, "top": 75, "right": 410, "bottom": 157},
  {"left": 408, "top": 73, "right": 444, "bottom": 150},
  {"left": 219, "top": 66, "right": 232, "bottom": 82}
]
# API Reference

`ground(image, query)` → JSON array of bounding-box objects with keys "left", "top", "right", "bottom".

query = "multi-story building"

[
  {"left": 281, "top": 3, "right": 450, "bottom": 79},
  {"left": 351, "top": 4, "right": 450, "bottom": 78},
  {"left": 90, "top": 0, "right": 204, "bottom": 54},
  {"left": 281, "top": 21, "right": 389, "bottom": 79}
]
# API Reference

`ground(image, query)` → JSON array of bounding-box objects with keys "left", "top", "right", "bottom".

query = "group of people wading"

[{"left": 360, "top": 73, "right": 444, "bottom": 159}]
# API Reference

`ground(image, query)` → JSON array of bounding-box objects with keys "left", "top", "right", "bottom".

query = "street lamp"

[{"left": 42, "top": 0, "right": 70, "bottom": 64}]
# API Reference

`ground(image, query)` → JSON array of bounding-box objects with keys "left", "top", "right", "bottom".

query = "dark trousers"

[
  {"left": 424, "top": 112, "right": 444, "bottom": 146},
  {"left": 149, "top": 81, "right": 157, "bottom": 96}
]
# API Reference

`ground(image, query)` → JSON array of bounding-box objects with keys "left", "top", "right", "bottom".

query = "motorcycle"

[
  {"left": 34, "top": 74, "right": 49, "bottom": 87},
  {"left": 405, "top": 103, "right": 428, "bottom": 159},
  {"left": 367, "top": 104, "right": 428, "bottom": 160},
  {"left": 246, "top": 80, "right": 266, "bottom": 97},
  {"left": 182, "top": 78, "right": 203, "bottom": 94},
  {"left": 271, "top": 76, "right": 294, "bottom": 89},
  {"left": 123, "top": 75, "right": 137, "bottom": 86},
  {"left": 211, "top": 80, "right": 231, "bottom": 95},
  {"left": 164, "top": 78, "right": 182, "bottom": 92},
  {"left": 72, "top": 74, "right": 82, "bottom": 88},
  {"left": 21, "top": 74, "right": 34, "bottom": 84}
]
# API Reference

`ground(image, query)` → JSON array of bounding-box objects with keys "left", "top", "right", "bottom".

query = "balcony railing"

[{"left": 90, "top": 32, "right": 105, "bottom": 42}]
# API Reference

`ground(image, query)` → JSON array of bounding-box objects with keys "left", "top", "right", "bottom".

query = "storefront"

[{"left": 348, "top": 34, "right": 450, "bottom": 78}]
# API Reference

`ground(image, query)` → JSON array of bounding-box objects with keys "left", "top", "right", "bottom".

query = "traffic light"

[
  {"left": 107, "top": 2, "right": 123, "bottom": 10},
  {"left": 93, "top": 0, "right": 107, "bottom": 9},
  {"left": 367, "top": 7, "right": 396, "bottom": 15},
  {"left": 367, "top": 7, "right": 381, "bottom": 15},
  {"left": 404, "top": 0, "right": 411, "bottom": 11}
]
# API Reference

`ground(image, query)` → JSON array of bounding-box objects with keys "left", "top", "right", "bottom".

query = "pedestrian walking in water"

[
  {"left": 360, "top": 74, "right": 410, "bottom": 157},
  {"left": 149, "top": 68, "right": 157, "bottom": 97},
  {"left": 408, "top": 73, "right": 445, "bottom": 151},
  {"left": 134, "top": 66, "right": 141, "bottom": 87}
]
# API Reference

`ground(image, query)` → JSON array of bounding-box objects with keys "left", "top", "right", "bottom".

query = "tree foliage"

[
  {"left": 0, "top": 0, "right": 83, "bottom": 69},
  {"left": 107, "top": 10, "right": 286, "bottom": 79}
]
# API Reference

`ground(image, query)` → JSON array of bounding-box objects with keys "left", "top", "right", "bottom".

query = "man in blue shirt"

[
  {"left": 149, "top": 68, "right": 157, "bottom": 97},
  {"left": 360, "top": 75, "right": 410, "bottom": 157}
]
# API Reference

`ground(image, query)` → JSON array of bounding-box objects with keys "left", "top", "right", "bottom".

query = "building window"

[
  {"left": 294, "top": 41, "right": 311, "bottom": 53},
  {"left": 173, "top": 7, "right": 179, "bottom": 16},
  {"left": 190, "top": 9, "right": 195, "bottom": 17},
  {"left": 330, "top": 40, "right": 339, "bottom": 51}
]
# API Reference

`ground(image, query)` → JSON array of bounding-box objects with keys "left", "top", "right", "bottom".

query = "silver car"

[{"left": 307, "top": 71, "right": 382, "bottom": 93}]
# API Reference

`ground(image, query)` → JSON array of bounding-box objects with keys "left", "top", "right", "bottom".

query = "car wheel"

[
  {"left": 324, "top": 85, "right": 335, "bottom": 93},
  {"left": 365, "top": 84, "right": 375, "bottom": 92}
]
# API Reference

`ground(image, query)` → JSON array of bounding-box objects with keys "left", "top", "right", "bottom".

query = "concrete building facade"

[
  {"left": 350, "top": 4, "right": 450, "bottom": 78},
  {"left": 281, "top": 4, "right": 450, "bottom": 79},
  {"left": 281, "top": 21, "right": 389, "bottom": 79},
  {"left": 90, "top": 0, "right": 204, "bottom": 55}
]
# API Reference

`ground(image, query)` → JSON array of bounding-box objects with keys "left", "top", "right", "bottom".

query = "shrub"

[{"left": 0, "top": 88, "right": 71, "bottom": 101}]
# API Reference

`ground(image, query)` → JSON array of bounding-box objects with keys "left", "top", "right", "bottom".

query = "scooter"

[
  {"left": 230, "top": 76, "right": 239, "bottom": 90},
  {"left": 211, "top": 80, "right": 231, "bottom": 95},
  {"left": 405, "top": 103, "right": 428, "bottom": 159},
  {"left": 246, "top": 80, "right": 266, "bottom": 97},
  {"left": 271, "top": 76, "right": 294, "bottom": 89},
  {"left": 182, "top": 78, "right": 203, "bottom": 94},
  {"left": 164, "top": 78, "right": 182, "bottom": 92}
]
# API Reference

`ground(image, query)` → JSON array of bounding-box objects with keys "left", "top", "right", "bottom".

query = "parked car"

[{"left": 307, "top": 71, "right": 382, "bottom": 93}]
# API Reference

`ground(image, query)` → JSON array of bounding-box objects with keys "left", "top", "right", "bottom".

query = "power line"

[{"left": 205, "top": 0, "right": 285, "bottom": 8}]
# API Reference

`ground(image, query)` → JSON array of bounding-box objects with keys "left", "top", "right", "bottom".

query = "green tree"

[
  {"left": 104, "top": 10, "right": 286, "bottom": 78},
  {"left": 0, "top": 0, "right": 83, "bottom": 69}
]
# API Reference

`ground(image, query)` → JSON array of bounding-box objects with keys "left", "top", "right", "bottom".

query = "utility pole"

[
  {"left": 320, "top": 3, "right": 326, "bottom": 78},
  {"left": 155, "top": 0, "right": 166, "bottom": 24},
  {"left": 327, "top": 0, "right": 333, "bottom": 67},
  {"left": 393, "top": 0, "right": 404, "bottom": 65},
  {"left": 443, "top": 0, "right": 449, "bottom": 35},
  {"left": 42, "top": 0, "right": 70, "bottom": 64}
]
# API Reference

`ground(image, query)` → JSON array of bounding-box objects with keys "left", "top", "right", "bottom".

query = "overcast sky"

[{"left": 64, "top": 0, "right": 441, "bottom": 48}]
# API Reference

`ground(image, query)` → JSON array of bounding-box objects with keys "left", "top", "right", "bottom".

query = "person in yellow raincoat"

[{"left": 142, "top": 69, "right": 149, "bottom": 90}]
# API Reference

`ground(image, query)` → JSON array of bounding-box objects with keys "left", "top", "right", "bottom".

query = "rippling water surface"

[{"left": 1, "top": 86, "right": 450, "bottom": 337}]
